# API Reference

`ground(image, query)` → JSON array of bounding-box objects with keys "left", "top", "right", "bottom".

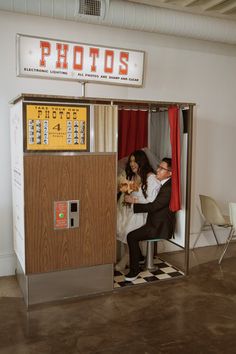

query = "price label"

[
  {"left": 54, "top": 201, "right": 68, "bottom": 229},
  {"left": 25, "top": 104, "right": 89, "bottom": 151}
]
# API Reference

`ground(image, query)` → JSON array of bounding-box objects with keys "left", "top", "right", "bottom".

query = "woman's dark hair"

[{"left": 125, "top": 150, "right": 155, "bottom": 198}]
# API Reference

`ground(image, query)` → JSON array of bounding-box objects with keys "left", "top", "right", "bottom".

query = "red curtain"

[
  {"left": 118, "top": 109, "right": 148, "bottom": 159},
  {"left": 168, "top": 106, "right": 181, "bottom": 212}
]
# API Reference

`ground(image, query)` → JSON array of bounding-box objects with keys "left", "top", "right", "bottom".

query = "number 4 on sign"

[{"left": 53, "top": 124, "right": 60, "bottom": 131}]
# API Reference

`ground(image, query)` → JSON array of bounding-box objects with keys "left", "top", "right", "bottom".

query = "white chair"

[
  {"left": 193, "top": 195, "right": 232, "bottom": 249},
  {"left": 218, "top": 202, "right": 236, "bottom": 264}
]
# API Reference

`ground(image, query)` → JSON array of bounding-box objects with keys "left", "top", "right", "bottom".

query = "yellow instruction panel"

[{"left": 25, "top": 103, "right": 89, "bottom": 151}]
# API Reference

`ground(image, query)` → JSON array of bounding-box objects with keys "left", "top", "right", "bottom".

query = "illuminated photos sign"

[{"left": 16, "top": 34, "right": 145, "bottom": 87}]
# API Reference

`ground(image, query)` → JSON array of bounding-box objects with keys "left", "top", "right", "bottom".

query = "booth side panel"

[
  {"left": 10, "top": 101, "right": 26, "bottom": 273},
  {"left": 24, "top": 154, "right": 116, "bottom": 274}
]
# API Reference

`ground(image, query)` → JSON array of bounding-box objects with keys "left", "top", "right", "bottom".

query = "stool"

[{"left": 146, "top": 238, "right": 162, "bottom": 271}]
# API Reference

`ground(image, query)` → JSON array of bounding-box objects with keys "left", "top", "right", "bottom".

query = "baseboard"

[
  {"left": 157, "top": 228, "right": 231, "bottom": 253},
  {"left": 16, "top": 260, "right": 114, "bottom": 306},
  {"left": 0, "top": 252, "right": 16, "bottom": 276},
  {"left": 0, "top": 230, "right": 229, "bottom": 277},
  {"left": 190, "top": 228, "right": 230, "bottom": 249}
]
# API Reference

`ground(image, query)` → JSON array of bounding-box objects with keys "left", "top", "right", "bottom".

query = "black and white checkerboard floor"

[{"left": 114, "top": 257, "right": 184, "bottom": 288}]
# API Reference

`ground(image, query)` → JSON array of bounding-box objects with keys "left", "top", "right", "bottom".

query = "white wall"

[{"left": 1, "top": 10, "right": 236, "bottom": 275}]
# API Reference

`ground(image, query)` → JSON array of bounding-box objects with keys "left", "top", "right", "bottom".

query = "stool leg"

[{"left": 146, "top": 242, "right": 156, "bottom": 271}]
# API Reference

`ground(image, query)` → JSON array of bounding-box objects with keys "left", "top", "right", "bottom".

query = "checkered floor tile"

[{"left": 114, "top": 257, "right": 184, "bottom": 288}]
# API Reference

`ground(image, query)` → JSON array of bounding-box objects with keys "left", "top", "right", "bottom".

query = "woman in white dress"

[{"left": 116, "top": 150, "right": 161, "bottom": 271}]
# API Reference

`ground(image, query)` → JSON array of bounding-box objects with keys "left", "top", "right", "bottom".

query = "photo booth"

[{"left": 10, "top": 93, "right": 194, "bottom": 306}]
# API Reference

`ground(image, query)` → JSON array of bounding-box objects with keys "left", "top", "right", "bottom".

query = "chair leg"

[
  {"left": 218, "top": 227, "right": 234, "bottom": 264},
  {"left": 193, "top": 223, "right": 221, "bottom": 249},
  {"left": 146, "top": 242, "right": 156, "bottom": 271},
  {"left": 193, "top": 224, "right": 205, "bottom": 249},
  {"left": 210, "top": 224, "right": 220, "bottom": 245}
]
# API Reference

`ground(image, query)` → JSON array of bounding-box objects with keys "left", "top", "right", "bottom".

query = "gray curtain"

[
  {"left": 150, "top": 110, "right": 171, "bottom": 162},
  {"left": 149, "top": 110, "right": 183, "bottom": 162}
]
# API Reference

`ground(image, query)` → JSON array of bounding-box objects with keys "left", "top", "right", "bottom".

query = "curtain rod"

[
  {"left": 117, "top": 105, "right": 190, "bottom": 111},
  {"left": 12, "top": 94, "right": 194, "bottom": 109}
]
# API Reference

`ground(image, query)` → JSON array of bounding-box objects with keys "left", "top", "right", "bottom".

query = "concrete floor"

[{"left": 0, "top": 244, "right": 236, "bottom": 354}]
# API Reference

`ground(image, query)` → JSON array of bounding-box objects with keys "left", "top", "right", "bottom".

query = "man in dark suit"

[{"left": 124, "top": 157, "right": 175, "bottom": 281}]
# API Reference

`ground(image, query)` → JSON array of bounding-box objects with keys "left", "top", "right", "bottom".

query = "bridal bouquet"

[
  {"left": 119, "top": 177, "right": 139, "bottom": 206},
  {"left": 119, "top": 177, "right": 139, "bottom": 193}
]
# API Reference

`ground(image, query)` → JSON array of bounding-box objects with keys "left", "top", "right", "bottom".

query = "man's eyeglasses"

[{"left": 157, "top": 164, "right": 171, "bottom": 172}]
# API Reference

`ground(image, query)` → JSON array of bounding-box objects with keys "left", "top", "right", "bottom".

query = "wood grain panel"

[{"left": 24, "top": 154, "right": 117, "bottom": 274}]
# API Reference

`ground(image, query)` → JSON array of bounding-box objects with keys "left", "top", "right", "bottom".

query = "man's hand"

[{"left": 124, "top": 195, "right": 138, "bottom": 204}]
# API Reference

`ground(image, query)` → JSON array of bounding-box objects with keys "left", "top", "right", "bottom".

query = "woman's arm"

[{"left": 145, "top": 174, "right": 161, "bottom": 203}]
